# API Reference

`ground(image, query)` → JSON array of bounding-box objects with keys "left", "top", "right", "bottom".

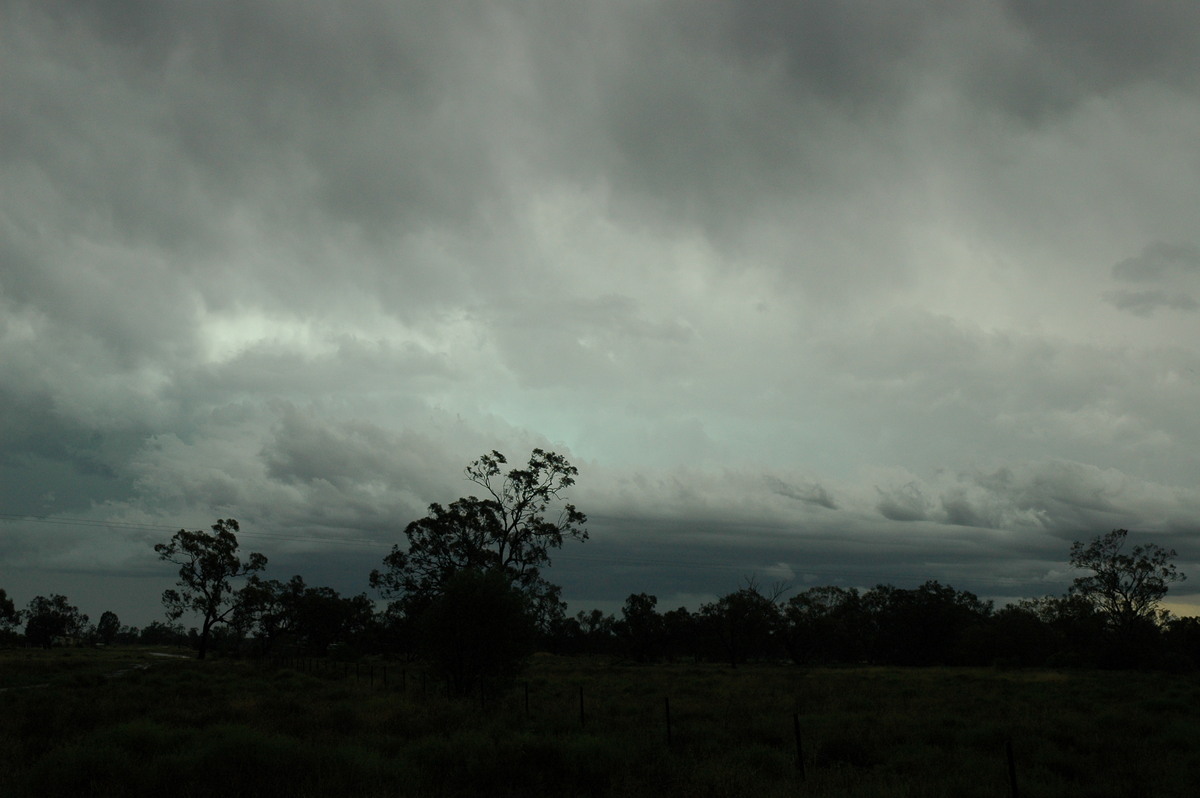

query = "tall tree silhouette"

[
  {"left": 155, "top": 519, "right": 267, "bottom": 659},
  {"left": 371, "top": 448, "right": 587, "bottom": 625},
  {"left": 1070, "top": 528, "right": 1184, "bottom": 636}
]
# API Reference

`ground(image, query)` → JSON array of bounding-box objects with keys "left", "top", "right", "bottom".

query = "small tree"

[
  {"left": 24, "top": 594, "right": 88, "bottom": 648},
  {"left": 782, "top": 586, "right": 865, "bottom": 665},
  {"left": 617, "top": 593, "right": 665, "bottom": 662},
  {"left": 700, "top": 579, "right": 786, "bottom": 668},
  {"left": 574, "top": 608, "right": 617, "bottom": 655},
  {"left": 0, "top": 588, "right": 20, "bottom": 634},
  {"left": 662, "top": 606, "right": 697, "bottom": 662},
  {"left": 140, "top": 620, "right": 188, "bottom": 646},
  {"left": 243, "top": 575, "right": 377, "bottom": 656},
  {"left": 1069, "top": 529, "right": 1185, "bottom": 634},
  {"left": 155, "top": 518, "right": 267, "bottom": 659},
  {"left": 96, "top": 611, "right": 121, "bottom": 646}
]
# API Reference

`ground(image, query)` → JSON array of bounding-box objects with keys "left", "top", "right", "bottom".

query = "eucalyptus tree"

[
  {"left": 0, "top": 588, "right": 19, "bottom": 633},
  {"left": 1069, "top": 528, "right": 1185, "bottom": 633},
  {"left": 371, "top": 449, "right": 587, "bottom": 687},
  {"left": 155, "top": 518, "right": 267, "bottom": 659},
  {"left": 24, "top": 594, "right": 88, "bottom": 648},
  {"left": 371, "top": 448, "right": 587, "bottom": 625},
  {"left": 96, "top": 610, "right": 121, "bottom": 645}
]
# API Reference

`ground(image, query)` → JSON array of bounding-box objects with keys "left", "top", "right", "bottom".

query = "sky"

[{"left": 2, "top": 0, "right": 1199, "bottom": 628}]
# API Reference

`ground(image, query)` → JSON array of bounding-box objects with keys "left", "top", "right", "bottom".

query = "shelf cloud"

[{"left": 3, "top": 0, "right": 1199, "bottom": 622}]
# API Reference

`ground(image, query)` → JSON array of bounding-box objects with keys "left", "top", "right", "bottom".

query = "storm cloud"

[{"left": 2, "top": 0, "right": 1199, "bottom": 623}]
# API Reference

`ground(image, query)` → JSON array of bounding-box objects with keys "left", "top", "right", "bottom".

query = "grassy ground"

[{"left": 1, "top": 648, "right": 1198, "bottom": 796}]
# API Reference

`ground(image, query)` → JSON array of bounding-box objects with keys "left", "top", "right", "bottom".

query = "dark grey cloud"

[
  {"left": 955, "top": 1, "right": 1200, "bottom": 124},
  {"left": 3, "top": 0, "right": 1200, "bottom": 623},
  {"left": 1113, "top": 242, "right": 1200, "bottom": 282},
  {"left": 876, "top": 483, "right": 931, "bottom": 523},
  {"left": 958, "top": 460, "right": 1196, "bottom": 541},
  {"left": 1002, "top": 1, "right": 1200, "bottom": 96},
  {"left": 1106, "top": 242, "right": 1200, "bottom": 315},
  {"left": 0, "top": 383, "right": 145, "bottom": 514},
  {"left": 939, "top": 488, "right": 996, "bottom": 530},
  {"left": 765, "top": 475, "right": 838, "bottom": 510},
  {"left": 1105, "top": 290, "right": 1198, "bottom": 317},
  {"left": 702, "top": 0, "right": 948, "bottom": 108},
  {"left": 816, "top": 310, "right": 1200, "bottom": 488}
]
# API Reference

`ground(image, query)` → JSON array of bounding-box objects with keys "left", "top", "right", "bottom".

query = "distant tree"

[
  {"left": 371, "top": 449, "right": 587, "bottom": 629},
  {"left": 1069, "top": 529, "right": 1185, "bottom": 635},
  {"left": 238, "top": 575, "right": 380, "bottom": 657},
  {"left": 0, "top": 588, "right": 19, "bottom": 633},
  {"left": 573, "top": 608, "right": 617, "bottom": 655},
  {"left": 24, "top": 594, "right": 89, "bottom": 648},
  {"left": 782, "top": 586, "right": 866, "bottom": 665},
  {"left": 235, "top": 574, "right": 293, "bottom": 651},
  {"left": 661, "top": 606, "right": 697, "bottom": 662},
  {"left": 862, "top": 581, "right": 992, "bottom": 666},
  {"left": 155, "top": 518, "right": 267, "bottom": 660},
  {"left": 417, "top": 568, "right": 535, "bottom": 696},
  {"left": 115, "top": 625, "right": 141, "bottom": 645},
  {"left": 617, "top": 593, "right": 665, "bottom": 662},
  {"left": 540, "top": 614, "right": 582, "bottom": 654},
  {"left": 96, "top": 611, "right": 121, "bottom": 645},
  {"left": 1013, "top": 594, "right": 1110, "bottom": 666},
  {"left": 140, "top": 620, "right": 188, "bottom": 646},
  {"left": 1163, "top": 616, "right": 1200, "bottom": 670},
  {"left": 983, "top": 603, "right": 1056, "bottom": 667},
  {"left": 375, "top": 602, "right": 420, "bottom": 661},
  {"left": 700, "top": 579, "right": 785, "bottom": 668}
]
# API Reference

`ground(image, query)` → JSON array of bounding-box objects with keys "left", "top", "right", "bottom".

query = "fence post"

[
  {"left": 665, "top": 697, "right": 672, "bottom": 746},
  {"left": 579, "top": 685, "right": 586, "bottom": 727},
  {"left": 524, "top": 682, "right": 530, "bottom": 718},
  {"left": 1006, "top": 738, "right": 1019, "bottom": 798},
  {"left": 793, "top": 713, "right": 806, "bottom": 780}
]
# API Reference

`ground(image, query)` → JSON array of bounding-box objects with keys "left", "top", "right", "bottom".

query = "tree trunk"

[{"left": 197, "top": 620, "right": 211, "bottom": 660}]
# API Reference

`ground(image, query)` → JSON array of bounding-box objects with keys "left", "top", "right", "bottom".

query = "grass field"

[{"left": 2, "top": 648, "right": 1197, "bottom": 797}]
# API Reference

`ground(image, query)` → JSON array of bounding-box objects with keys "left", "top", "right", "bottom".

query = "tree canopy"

[
  {"left": 155, "top": 518, "right": 267, "bottom": 659},
  {"left": 1069, "top": 528, "right": 1185, "bottom": 633},
  {"left": 24, "top": 594, "right": 89, "bottom": 648},
  {"left": 0, "top": 588, "right": 19, "bottom": 633},
  {"left": 371, "top": 448, "right": 587, "bottom": 623},
  {"left": 96, "top": 610, "right": 121, "bottom": 645}
]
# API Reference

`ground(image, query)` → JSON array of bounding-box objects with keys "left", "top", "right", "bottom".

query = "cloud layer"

[{"left": 3, "top": 0, "right": 1199, "bottom": 623}]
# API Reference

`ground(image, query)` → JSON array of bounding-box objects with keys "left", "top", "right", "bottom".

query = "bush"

[{"left": 416, "top": 569, "right": 536, "bottom": 696}]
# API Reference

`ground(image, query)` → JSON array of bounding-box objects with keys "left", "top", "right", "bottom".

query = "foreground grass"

[{"left": 2, "top": 649, "right": 1198, "bottom": 796}]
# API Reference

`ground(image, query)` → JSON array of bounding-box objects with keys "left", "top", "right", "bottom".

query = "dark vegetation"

[
  {"left": 4, "top": 649, "right": 1200, "bottom": 797},
  {"left": 3, "top": 450, "right": 1199, "bottom": 794}
]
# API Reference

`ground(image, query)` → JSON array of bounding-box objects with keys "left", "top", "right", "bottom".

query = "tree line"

[{"left": 2, "top": 450, "right": 1195, "bottom": 686}]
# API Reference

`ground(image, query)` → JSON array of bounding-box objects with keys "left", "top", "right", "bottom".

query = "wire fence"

[{"left": 259, "top": 655, "right": 1022, "bottom": 795}]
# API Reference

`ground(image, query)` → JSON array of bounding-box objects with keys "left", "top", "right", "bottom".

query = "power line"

[
  {"left": 0, "top": 514, "right": 387, "bottom": 548},
  {"left": 0, "top": 513, "right": 835, "bottom": 575}
]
